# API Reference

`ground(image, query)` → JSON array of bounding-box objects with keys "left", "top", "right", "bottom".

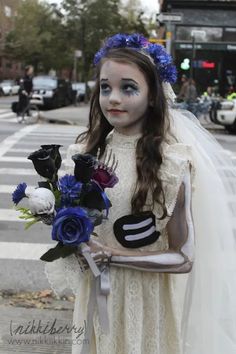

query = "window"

[
  {"left": 176, "top": 26, "right": 223, "bottom": 42},
  {"left": 224, "top": 28, "right": 236, "bottom": 42},
  {"left": 4, "top": 6, "right": 12, "bottom": 18}
]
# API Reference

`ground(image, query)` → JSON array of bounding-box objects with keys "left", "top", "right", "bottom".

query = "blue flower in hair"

[
  {"left": 127, "top": 33, "right": 147, "bottom": 48},
  {"left": 107, "top": 33, "right": 127, "bottom": 48},
  {"left": 93, "top": 33, "right": 177, "bottom": 84}
]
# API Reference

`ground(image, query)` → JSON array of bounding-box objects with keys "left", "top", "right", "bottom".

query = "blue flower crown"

[{"left": 94, "top": 33, "right": 177, "bottom": 84}]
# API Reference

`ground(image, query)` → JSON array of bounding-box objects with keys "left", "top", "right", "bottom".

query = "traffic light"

[{"left": 180, "top": 58, "right": 190, "bottom": 70}]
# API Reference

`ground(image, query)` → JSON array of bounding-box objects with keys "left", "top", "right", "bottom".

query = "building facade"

[
  {"left": 160, "top": 0, "right": 236, "bottom": 94},
  {"left": 0, "top": 0, "right": 22, "bottom": 80}
]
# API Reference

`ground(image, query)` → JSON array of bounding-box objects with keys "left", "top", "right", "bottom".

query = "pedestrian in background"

[
  {"left": 226, "top": 85, "right": 236, "bottom": 100},
  {"left": 46, "top": 33, "right": 236, "bottom": 354},
  {"left": 18, "top": 65, "right": 34, "bottom": 115},
  {"left": 177, "top": 74, "right": 189, "bottom": 102},
  {"left": 184, "top": 78, "right": 198, "bottom": 114},
  {"left": 177, "top": 76, "right": 198, "bottom": 114}
]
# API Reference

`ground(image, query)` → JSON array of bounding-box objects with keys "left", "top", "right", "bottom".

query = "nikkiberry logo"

[{"left": 9, "top": 319, "right": 87, "bottom": 340}]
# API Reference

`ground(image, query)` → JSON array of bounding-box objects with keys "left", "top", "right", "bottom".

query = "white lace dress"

[{"left": 46, "top": 130, "right": 194, "bottom": 354}]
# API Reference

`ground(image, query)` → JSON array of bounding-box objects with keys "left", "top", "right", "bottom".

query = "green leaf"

[
  {"left": 15, "top": 206, "right": 40, "bottom": 228},
  {"left": 25, "top": 218, "right": 41, "bottom": 230}
]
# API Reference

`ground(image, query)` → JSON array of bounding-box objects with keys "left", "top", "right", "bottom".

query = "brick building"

[
  {"left": 160, "top": 0, "right": 236, "bottom": 94},
  {"left": 0, "top": 0, "right": 22, "bottom": 80}
]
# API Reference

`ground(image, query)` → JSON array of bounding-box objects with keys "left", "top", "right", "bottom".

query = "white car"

[
  {"left": 72, "top": 81, "right": 95, "bottom": 103},
  {"left": 0, "top": 80, "right": 20, "bottom": 95},
  {"left": 216, "top": 99, "right": 236, "bottom": 133}
]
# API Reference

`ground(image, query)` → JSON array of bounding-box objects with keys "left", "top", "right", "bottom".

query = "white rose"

[{"left": 26, "top": 188, "right": 55, "bottom": 215}]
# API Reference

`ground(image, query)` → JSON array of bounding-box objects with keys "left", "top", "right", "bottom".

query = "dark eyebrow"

[
  {"left": 100, "top": 78, "right": 139, "bottom": 85},
  {"left": 121, "top": 78, "right": 138, "bottom": 85}
]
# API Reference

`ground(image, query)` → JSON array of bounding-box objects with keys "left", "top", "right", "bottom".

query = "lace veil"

[{"left": 163, "top": 82, "right": 236, "bottom": 352}]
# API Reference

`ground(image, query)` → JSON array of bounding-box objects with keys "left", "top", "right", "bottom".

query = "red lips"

[{"left": 107, "top": 109, "right": 126, "bottom": 114}]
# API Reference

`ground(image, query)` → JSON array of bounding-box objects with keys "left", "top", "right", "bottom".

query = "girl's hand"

[
  {"left": 87, "top": 239, "right": 112, "bottom": 257},
  {"left": 77, "top": 240, "right": 113, "bottom": 270}
]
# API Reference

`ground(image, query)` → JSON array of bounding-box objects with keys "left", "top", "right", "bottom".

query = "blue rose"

[{"left": 52, "top": 207, "right": 94, "bottom": 246}]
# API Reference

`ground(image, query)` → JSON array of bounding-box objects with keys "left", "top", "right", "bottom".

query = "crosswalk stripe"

[
  {"left": 0, "top": 241, "right": 53, "bottom": 260},
  {"left": 28, "top": 132, "right": 77, "bottom": 137},
  {"left": 9, "top": 148, "right": 66, "bottom": 154},
  {"left": 10, "top": 140, "right": 68, "bottom": 146},
  {"left": 0, "top": 208, "right": 26, "bottom": 221},
  {"left": 0, "top": 117, "right": 17, "bottom": 123},
  {"left": 0, "top": 167, "right": 66, "bottom": 175},
  {"left": 26, "top": 136, "right": 74, "bottom": 141},
  {"left": 0, "top": 185, "right": 35, "bottom": 193},
  {"left": 0, "top": 109, "right": 10, "bottom": 115},
  {"left": 0, "top": 124, "right": 39, "bottom": 157},
  {"left": 0, "top": 167, "right": 36, "bottom": 175},
  {"left": 0, "top": 156, "right": 31, "bottom": 163},
  {"left": 0, "top": 112, "right": 15, "bottom": 118}
]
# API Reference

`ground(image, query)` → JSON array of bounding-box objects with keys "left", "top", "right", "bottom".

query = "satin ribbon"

[
  {"left": 91, "top": 180, "right": 110, "bottom": 217},
  {"left": 79, "top": 246, "right": 110, "bottom": 354}
]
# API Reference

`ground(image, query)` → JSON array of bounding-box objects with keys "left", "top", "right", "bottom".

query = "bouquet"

[{"left": 12, "top": 144, "right": 118, "bottom": 262}]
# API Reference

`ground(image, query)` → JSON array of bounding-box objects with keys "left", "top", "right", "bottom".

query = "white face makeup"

[{"left": 99, "top": 60, "right": 149, "bottom": 135}]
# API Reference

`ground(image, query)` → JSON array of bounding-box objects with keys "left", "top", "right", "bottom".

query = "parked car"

[
  {"left": 72, "top": 81, "right": 95, "bottom": 104},
  {"left": 216, "top": 99, "right": 236, "bottom": 133},
  {"left": 32, "top": 76, "right": 74, "bottom": 109},
  {"left": 0, "top": 80, "right": 20, "bottom": 95},
  {"left": 72, "top": 82, "right": 85, "bottom": 103}
]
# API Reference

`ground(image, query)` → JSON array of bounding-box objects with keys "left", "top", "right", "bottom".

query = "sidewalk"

[
  {"left": 39, "top": 104, "right": 90, "bottom": 126},
  {"left": 39, "top": 104, "right": 225, "bottom": 133},
  {"left": 199, "top": 115, "right": 225, "bottom": 132},
  {"left": 0, "top": 290, "right": 74, "bottom": 354}
]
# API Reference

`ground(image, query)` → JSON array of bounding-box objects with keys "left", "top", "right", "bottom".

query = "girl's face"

[{"left": 99, "top": 60, "right": 149, "bottom": 135}]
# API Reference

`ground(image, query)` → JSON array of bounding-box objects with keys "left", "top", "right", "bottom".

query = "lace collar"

[{"left": 108, "top": 130, "right": 141, "bottom": 149}]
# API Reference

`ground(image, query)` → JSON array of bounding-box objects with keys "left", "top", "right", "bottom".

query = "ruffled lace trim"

[{"left": 45, "top": 254, "right": 85, "bottom": 296}]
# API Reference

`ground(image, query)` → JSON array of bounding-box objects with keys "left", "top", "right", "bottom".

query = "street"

[{"left": 0, "top": 97, "right": 88, "bottom": 293}]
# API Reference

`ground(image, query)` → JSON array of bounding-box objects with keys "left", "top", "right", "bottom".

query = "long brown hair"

[{"left": 76, "top": 48, "right": 168, "bottom": 218}]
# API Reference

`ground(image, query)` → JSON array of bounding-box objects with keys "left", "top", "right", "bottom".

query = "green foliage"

[
  {"left": 16, "top": 207, "right": 40, "bottom": 230},
  {"left": 5, "top": 0, "right": 73, "bottom": 72},
  {"left": 4, "top": 0, "right": 150, "bottom": 77}
]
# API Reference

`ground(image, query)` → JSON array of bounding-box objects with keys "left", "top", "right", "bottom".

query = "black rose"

[
  {"left": 28, "top": 146, "right": 61, "bottom": 182},
  {"left": 72, "top": 153, "right": 96, "bottom": 183},
  {"left": 41, "top": 144, "right": 62, "bottom": 171}
]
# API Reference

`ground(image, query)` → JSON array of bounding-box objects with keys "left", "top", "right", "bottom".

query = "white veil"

[{"left": 167, "top": 106, "right": 236, "bottom": 353}]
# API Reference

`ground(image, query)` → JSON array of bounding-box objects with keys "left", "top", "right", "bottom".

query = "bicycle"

[{"left": 15, "top": 98, "right": 40, "bottom": 124}]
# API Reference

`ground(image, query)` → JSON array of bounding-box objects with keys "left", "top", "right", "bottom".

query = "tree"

[
  {"left": 120, "top": 0, "right": 149, "bottom": 36},
  {"left": 4, "top": 0, "right": 150, "bottom": 79},
  {"left": 4, "top": 0, "right": 73, "bottom": 73},
  {"left": 62, "top": 0, "right": 127, "bottom": 82},
  {"left": 60, "top": 0, "right": 150, "bottom": 84}
]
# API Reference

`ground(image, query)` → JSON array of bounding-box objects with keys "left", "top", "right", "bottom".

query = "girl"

[{"left": 46, "top": 34, "right": 236, "bottom": 354}]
